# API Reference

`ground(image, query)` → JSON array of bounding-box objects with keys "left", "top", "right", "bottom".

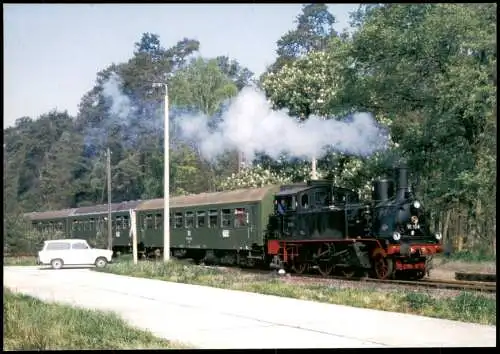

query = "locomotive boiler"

[{"left": 266, "top": 165, "right": 443, "bottom": 279}]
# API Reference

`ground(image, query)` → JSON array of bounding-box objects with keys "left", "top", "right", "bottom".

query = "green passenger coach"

[{"left": 135, "top": 185, "right": 279, "bottom": 265}]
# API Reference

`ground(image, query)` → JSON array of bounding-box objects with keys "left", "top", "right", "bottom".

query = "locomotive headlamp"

[
  {"left": 413, "top": 201, "right": 421, "bottom": 209},
  {"left": 393, "top": 232, "right": 401, "bottom": 241},
  {"left": 435, "top": 232, "right": 442, "bottom": 240}
]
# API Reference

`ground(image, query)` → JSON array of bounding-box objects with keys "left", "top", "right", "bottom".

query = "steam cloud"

[
  {"left": 93, "top": 74, "right": 388, "bottom": 162},
  {"left": 177, "top": 87, "right": 389, "bottom": 161},
  {"left": 102, "top": 73, "right": 137, "bottom": 121}
]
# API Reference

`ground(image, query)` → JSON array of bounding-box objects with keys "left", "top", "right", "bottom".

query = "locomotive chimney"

[{"left": 395, "top": 164, "right": 409, "bottom": 201}]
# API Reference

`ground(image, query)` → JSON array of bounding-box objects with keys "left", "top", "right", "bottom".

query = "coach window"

[
  {"left": 208, "top": 210, "right": 218, "bottom": 228},
  {"left": 58, "top": 222, "right": 64, "bottom": 231},
  {"left": 301, "top": 194, "right": 309, "bottom": 209},
  {"left": 174, "top": 212, "right": 183, "bottom": 229},
  {"left": 196, "top": 211, "right": 206, "bottom": 228},
  {"left": 146, "top": 215, "right": 154, "bottom": 229},
  {"left": 234, "top": 208, "right": 248, "bottom": 228},
  {"left": 155, "top": 214, "right": 163, "bottom": 230},
  {"left": 185, "top": 211, "right": 194, "bottom": 229},
  {"left": 123, "top": 215, "right": 130, "bottom": 229},
  {"left": 89, "top": 218, "right": 95, "bottom": 231},
  {"left": 116, "top": 216, "right": 123, "bottom": 230},
  {"left": 49, "top": 222, "right": 54, "bottom": 232},
  {"left": 170, "top": 213, "right": 174, "bottom": 228},
  {"left": 221, "top": 209, "right": 232, "bottom": 228}
]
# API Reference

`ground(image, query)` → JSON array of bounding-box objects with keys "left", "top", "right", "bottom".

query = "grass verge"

[
  {"left": 440, "top": 250, "right": 497, "bottom": 264},
  {"left": 96, "top": 260, "right": 496, "bottom": 326},
  {"left": 3, "top": 287, "right": 184, "bottom": 350},
  {"left": 3, "top": 256, "right": 37, "bottom": 266}
]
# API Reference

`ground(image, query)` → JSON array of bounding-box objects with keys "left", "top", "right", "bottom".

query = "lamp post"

[{"left": 153, "top": 82, "right": 170, "bottom": 261}]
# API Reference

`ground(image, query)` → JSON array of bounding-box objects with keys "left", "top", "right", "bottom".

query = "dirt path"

[{"left": 430, "top": 258, "right": 496, "bottom": 281}]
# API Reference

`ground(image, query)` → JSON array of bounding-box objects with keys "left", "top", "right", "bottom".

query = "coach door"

[{"left": 246, "top": 205, "right": 258, "bottom": 246}]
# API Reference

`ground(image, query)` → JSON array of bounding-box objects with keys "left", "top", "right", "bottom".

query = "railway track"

[
  {"left": 116, "top": 255, "right": 499, "bottom": 294},
  {"left": 350, "top": 276, "right": 496, "bottom": 293},
  {"left": 230, "top": 267, "right": 497, "bottom": 293}
]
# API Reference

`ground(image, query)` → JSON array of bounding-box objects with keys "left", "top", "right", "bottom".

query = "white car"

[{"left": 37, "top": 239, "right": 113, "bottom": 269}]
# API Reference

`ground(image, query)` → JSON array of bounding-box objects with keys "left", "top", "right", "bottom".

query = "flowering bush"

[
  {"left": 262, "top": 51, "right": 341, "bottom": 117},
  {"left": 216, "top": 164, "right": 293, "bottom": 191}
]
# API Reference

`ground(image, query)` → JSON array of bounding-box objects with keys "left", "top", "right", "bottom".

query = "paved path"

[{"left": 3, "top": 266, "right": 496, "bottom": 348}]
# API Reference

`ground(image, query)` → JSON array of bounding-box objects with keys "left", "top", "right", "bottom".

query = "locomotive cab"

[{"left": 269, "top": 181, "right": 364, "bottom": 240}]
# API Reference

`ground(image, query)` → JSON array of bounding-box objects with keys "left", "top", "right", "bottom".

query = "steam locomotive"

[{"left": 266, "top": 165, "right": 443, "bottom": 279}]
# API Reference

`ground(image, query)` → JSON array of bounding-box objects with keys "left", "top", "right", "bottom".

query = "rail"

[{"left": 235, "top": 267, "right": 497, "bottom": 293}]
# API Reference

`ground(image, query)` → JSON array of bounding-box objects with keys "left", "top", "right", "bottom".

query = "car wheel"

[
  {"left": 95, "top": 257, "right": 108, "bottom": 268},
  {"left": 51, "top": 259, "right": 64, "bottom": 270}
]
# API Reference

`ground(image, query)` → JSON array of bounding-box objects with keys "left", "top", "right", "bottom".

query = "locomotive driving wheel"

[
  {"left": 318, "top": 262, "right": 334, "bottom": 276},
  {"left": 373, "top": 253, "right": 394, "bottom": 280},
  {"left": 291, "top": 262, "right": 307, "bottom": 274},
  {"left": 316, "top": 246, "right": 334, "bottom": 276}
]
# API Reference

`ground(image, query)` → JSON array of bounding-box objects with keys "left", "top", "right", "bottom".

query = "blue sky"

[{"left": 3, "top": 3, "right": 359, "bottom": 128}]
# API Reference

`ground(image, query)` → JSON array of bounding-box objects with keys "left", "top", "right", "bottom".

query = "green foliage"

[
  {"left": 446, "top": 250, "right": 497, "bottom": 263},
  {"left": 3, "top": 212, "right": 41, "bottom": 255},
  {"left": 268, "top": 4, "right": 337, "bottom": 73},
  {"left": 170, "top": 57, "right": 238, "bottom": 116}
]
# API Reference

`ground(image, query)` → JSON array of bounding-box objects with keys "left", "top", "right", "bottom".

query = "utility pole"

[
  {"left": 311, "top": 157, "right": 318, "bottom": 180},
  {"left": 3, "top": 144, "right": 7, "bottom": 252},
  {"left": 153, "top": 82, "right": 170, "bottom": 261},
  {"left": 237, "top": 151, "right": 246, "bottom": 173},
  {"left": 106, "top": 148, "right": 112, "bottom": 251}
]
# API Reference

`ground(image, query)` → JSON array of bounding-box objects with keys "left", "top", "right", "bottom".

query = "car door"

[
  {"left": 70, "top": 241, "right": 92, "bottom": 265},
  {"left": 43, "top": 241, "right": 71, "bottom": 263}
]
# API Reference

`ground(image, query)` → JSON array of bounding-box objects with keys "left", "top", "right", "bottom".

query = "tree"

[
  {"left": 38, "top": 131, "right": 85, "bottom": 209},
  {"left": 170, "top": 57, "right": 238, "bottom": 115},
  {"left": 169, "top": 57, "right": 239, "bottom": 192},
  {"left": 215, "top": 56, "right": 254, "bottom": 90},
  {"left": 267, "top": 4, "right": 337, "bottom": 73},
  {"left": 349, "top": 4, "right": 497, "bottom": 252}
]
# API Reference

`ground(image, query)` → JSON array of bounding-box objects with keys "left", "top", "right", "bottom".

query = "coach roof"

[
  {"left": 24, "top": 208, "right": 77, "bottom": 221},
  {"left": 136, "top": 185, "right": 279, "bottom": 211}
]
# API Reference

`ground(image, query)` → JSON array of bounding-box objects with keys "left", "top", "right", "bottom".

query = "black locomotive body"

[{"left": 266, "top": 165, "right": 443, "bottom": 279}]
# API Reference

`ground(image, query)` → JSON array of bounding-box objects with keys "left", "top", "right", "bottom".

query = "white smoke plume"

[
  {"left": 96, "top": 74, "right": 388, "bottom": 162},
  {"left": 102, "top": 73, "right": 136, "bottom": 121},
  {"left": 177, "top": 87, "right": 389, "bottom": 162}
]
